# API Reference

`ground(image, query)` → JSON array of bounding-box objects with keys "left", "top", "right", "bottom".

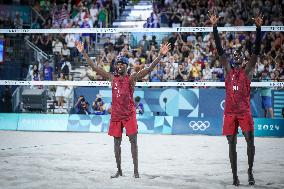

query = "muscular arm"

[
  {"left": 213, "top": 26, "right": 230, "bottom": 74},
  {"left": 245, "top": 27, "right": 261, "bottom": 76},
  {"left": 82, "top": 51, "right": 113, "bottom": 81}
]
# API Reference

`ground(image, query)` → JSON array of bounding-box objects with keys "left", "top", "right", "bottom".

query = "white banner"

[
  {"left": 0, "top": 26, "right": 283, "bottom": 34},
  {"left": 0, "top": 80, "right": 283, "bottom": 88}
]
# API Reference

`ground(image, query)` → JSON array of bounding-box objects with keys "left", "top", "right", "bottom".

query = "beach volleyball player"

[
  {"left": 209, "top": 9, "right": 263, "bottom": 186},
  {"left": 75, "top": 41, "right": 170, "bottom": 178}
]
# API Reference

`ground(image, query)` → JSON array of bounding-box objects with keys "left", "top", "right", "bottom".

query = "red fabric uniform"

[
  {"left": 222, "top": 68, "right": 254, "bottom": 135},
  {"left": 108, "top": 75, "right": 138, "bottom": 137}
]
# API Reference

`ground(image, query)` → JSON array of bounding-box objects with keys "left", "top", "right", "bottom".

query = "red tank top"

[
  {"left": 224, "top": 68, "right": 251, "bottom": 115},
  {"left": 111, "top": 75, "right": 135, "bottom": 121}
]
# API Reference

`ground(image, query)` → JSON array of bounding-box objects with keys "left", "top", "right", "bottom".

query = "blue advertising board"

[
  {"left": 0, "top": 113, "right": 283, "bottom": 137},
  {"left": 17, "top": 114, "right": 69, "bottom": 131},
  {"left": 172, "top": 117, "right": 223, "bottom": 135},
  {"left": 254, "top": 118, "right": 284, "bottom": 137},
  {"left": 0, "top": 113, "right": 19, "bottom": 130},
  {"left": 74, "top": 87, "right": 264, "bottom": 118},
  {"left": 67, "top": 114, "right": 110, "bottom": 132}
]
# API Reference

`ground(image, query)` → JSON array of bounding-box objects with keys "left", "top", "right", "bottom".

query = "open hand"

[
  {"left": 75, "top": 41, "right": 84, "bottom": 53},
  {"left": 208, "top": 8, "right": 219, "bottom": 26},
  {"left": 159, "top": 42, "right": 171, "bottom": 56},
  {"left": 252, "top": 12, "right": 263, "bottom": 28}
]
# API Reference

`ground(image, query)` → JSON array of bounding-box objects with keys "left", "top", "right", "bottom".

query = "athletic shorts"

[
  {"left": 222, "top": 113, "right": 254, "bottom": 136},
  {"left": 108, "top": 116, "right": 138, "bottom": 137},
  {"left": 261, "top": 96, "right": 272, "bottom": 109}
]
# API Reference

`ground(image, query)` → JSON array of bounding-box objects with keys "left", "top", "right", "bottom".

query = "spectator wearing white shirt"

[
  {"left": 165, "top": 56, "right": 178, "bottom": 81},
  {"left": 89, "top": 3, "right": 99, "bottom": 27},
  {"left": 52, "top": 38, "right": 63, "bottom": 55},
  {"left": 61, "top": 44, "right": 71, "bottom": 58},
  {"left": 65, "top": 33, "right": 78, "bottom": 59},
  {"left": 202, "top": 62, "right": 212, "bottom": 81}
]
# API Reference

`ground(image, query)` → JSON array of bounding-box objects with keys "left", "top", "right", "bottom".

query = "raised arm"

[
  {"left": 75, "top": 41, "right": 113, "bottom": 81},
  {"left": 209, "top": 10, "right": 230, "bottom": 74},
  {"left": 245, "top": 13, "right": 263, "bottom": 76},
  {"left": 130, "top": 42, "right": 171, "bottom": 82}
]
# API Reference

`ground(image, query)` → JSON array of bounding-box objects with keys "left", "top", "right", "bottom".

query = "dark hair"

[
  {"left": 97, "top": 98, "right": 102, "bottom": 102},
  {"left": 80, "top": 97, "right": 85, "bottom": 102},
  {"left": 135, "top": 96, "right": 141, "bottom": 102}
]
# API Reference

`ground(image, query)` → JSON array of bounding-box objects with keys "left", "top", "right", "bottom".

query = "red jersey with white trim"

[
  {"left": 224, "top": 68, "right": 251, "bottom": 115},
  {"left": 111, "top": 75, "right": 135, "bottom": 121}
]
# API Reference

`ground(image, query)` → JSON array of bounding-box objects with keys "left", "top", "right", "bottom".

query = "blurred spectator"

[
  {"left": 165, "top": 56, "right": 179, "bottom": 80},
  {"left": 75, "top": 95, "right": 90, "bottom": 114},
  {"left": 169, "top": 12, "right": 182, "bottom": 27},
  {"left": 202, "top": 62, "right": 212, "bottom": 81},
  {"left": 138, "top": 34, "right": 150, "bottom": 54},
  {"left": 159, "top": 7, "right": 169, "bottom": 27},
  {"left": 1, "top": 86, "right": 12, "bottom": 113},
  {"left": 103, "top": 37, "right": 114, "bottom": 54},
  {"left": 13, "top": 12, "right": 23, "bottom": 29},
  {"left": 80, "top": 18, "right": 91, "bottom": 51},
  {"left": 59, "top": 57, "right": 72, "bottom": 78},
  {"left": 78, "top": 101, "right": 91, "bottom": 114},
  {"left": 176, "top": 63, "right": 189, "bottom": 82},
  {"left": 146, "top": 11, "right": 160, "bottom": 28},
  {"left": 32, "top": 65, "right": 40, "bottom": 81},
  {"left": 149, "top": 35, "right": 158, "bottom": 49},
  {"left": 260, "top": 86, "right": 274, "bottom": 118},
  {"left": 31, "top": 17, "right": 40, "bottom": 29},
  {"left": 65, "top": 33, "right": 78, "bottom": 59},
  {"left": 27, "top": 64, "right": 39, "bottom": 81},
  {"left": 62, "top": 44, "right": 71, "bottom": 58},
  {"left": 89, "top": 3, "right": 99, "bottom": 27},
  {"left": 135, "top": 96, "right": 144, "bottom": 115},
  {"left": 260, "top": 69, "right": 274, "bottom": 118},
  {"left": 150, "top": 66, "right": 163, "bottom": 82},
  {"left": 42, "top": 60, "right": 53, "bottom": 81},
  {"left": 52, "top": 38, "right": 63, "bottom": 55},
  {"left": 55, "top": 73, "right": 66, "bottom": 113},
  {"left": 191, "top": 61, "right": 202, "bottom": 81},
  {"left": 59, "top": 3, "right": 69, "bottom": 27},
  {"left": 41, "top": 34, "right": 53, "bottom": 54},
  {"left": 98, "top": 4, "right": 108, "bottom": 28},
  {"left": 92, "top": 94, "right": 106, "bottom": 115},
  {"left": 115, "top": 34, "right": 126, "bottom": 52}
]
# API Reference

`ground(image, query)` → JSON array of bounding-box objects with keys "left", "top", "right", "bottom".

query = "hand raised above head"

[
  {"left": 208, "top": 8, "right": 219, "bottom": 26},
  {"left": 159, "top": 42, "right": 171, "bottom": 56},
  {"left": 75, "top": 41, "right": 84, "bottom": 53},
  {"left": 252, "top": 12, "right": 263, "bottom": 28}
]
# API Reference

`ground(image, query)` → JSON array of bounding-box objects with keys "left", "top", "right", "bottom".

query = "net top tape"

[
  {"left": 0, "top": 26, "right": 283, "bottom": 33},
  {"left": 0, "top": 80, "right": 283, "bottom": 88}
]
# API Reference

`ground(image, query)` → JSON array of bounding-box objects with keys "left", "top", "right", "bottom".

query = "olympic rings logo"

[{"left": 188, "top": 121, "right": 210, "bottom": 131}]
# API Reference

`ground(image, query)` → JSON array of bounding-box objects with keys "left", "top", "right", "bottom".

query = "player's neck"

[
  {"left": 118, "top": 72, "right": 127, "bottom": 77},
  {"left": 234, "top": 65, "right": 242, "bottom": 70}
]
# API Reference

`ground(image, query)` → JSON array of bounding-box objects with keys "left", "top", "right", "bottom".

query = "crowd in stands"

[
  {"left": 0, "top": 0, "right": 283, "bottom": 114},
  {"left": 145, "top": 0, "right": 283, "bottom": 28},
  {"left": 1, "top": 0, "right": 283, "bottom": 84},
  {"left": 31, "top": 0, "right": 130, "bottom": 30}
]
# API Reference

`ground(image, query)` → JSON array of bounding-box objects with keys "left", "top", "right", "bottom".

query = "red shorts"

[
  {"left": 222, "top": 113, "right": 254, "bottom": 136},
  {"left": 108, "top": 116, "right": 138, "bottom": 137}
]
